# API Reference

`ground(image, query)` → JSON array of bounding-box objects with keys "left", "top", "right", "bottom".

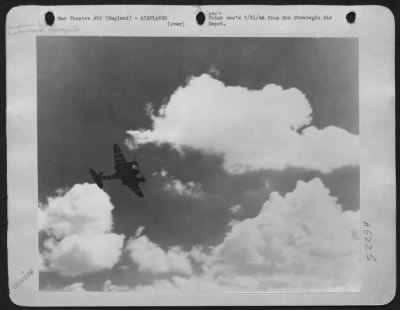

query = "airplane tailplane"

[{"left": 89, "top": 169, "right": 104, "bottom": 189}]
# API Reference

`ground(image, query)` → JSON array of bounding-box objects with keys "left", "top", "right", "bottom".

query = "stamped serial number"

[{"left": 363, "top": 221, "right": 377, "bottom": 262}]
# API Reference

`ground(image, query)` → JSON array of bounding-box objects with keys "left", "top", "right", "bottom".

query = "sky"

[{"left": 37, "top": 37, "right": 360, "bottom": 292}]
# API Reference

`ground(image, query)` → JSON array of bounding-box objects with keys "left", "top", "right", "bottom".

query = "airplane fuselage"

[
  {"left": 114, "top": 161, "right": 144, "bottom": 185},
  {"left": 90, "top": 144, "right": 146, "bottom": 197}
]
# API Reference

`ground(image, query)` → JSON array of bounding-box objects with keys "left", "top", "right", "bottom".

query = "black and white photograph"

[
  {"left": 6, "top": 5, "right": 395, "bottom": 306},
  {"left": 37, "top": 36, "right": 360, "bottom": 292}
]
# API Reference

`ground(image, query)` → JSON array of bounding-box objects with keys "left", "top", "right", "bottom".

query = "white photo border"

[{"left": 6, "top": 5, "right": 395, "bottom": 306}]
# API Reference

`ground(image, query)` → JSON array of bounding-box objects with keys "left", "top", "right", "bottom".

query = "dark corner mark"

[
  {"left": 196, "top": 11, "right": 205, "bottom": 25},
  {"left": 346, "top": 11, "right": 356, "bottom": 24},
  {"left": 45, "top": 11, "right": 55, "bottom": 26}
]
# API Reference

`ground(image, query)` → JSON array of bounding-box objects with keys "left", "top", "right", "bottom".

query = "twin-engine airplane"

[{"left": 90, "top": 144, "right": 146, "bottom": 197}]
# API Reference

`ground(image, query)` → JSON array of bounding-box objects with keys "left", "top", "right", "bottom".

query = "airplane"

[{"left": 89, "top": 144, "right": 146, "bottom": 197}]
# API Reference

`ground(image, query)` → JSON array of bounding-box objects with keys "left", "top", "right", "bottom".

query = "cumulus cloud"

[
  {"left": 39, "top": 183, "right": 125, "bottom": 277},
  {"left": 126, "top": 230, "right": 193, "bottom": 275},
  {"left": 62, "top": 282, "right": 86, "bottom": 292},
  {"left": 42, "top": 233, "right": 124, "bottom": 278},
  {"left": 39, "top": 184, "right": 114, "bottom": 238},
  {"left": 42, "top": 282, "right": 87, "bottom": 292},
  {"left": 45, "top": 180, "right": 358, "bottom": 291},
  {"left": 206, "top": 178, "right": 360, "bottom": 291},
  {"left": 127, "top": 74, "right": 359, "bottom": 173},
  {"left": 127, "top": 178, "right": 360, "bottom": 292},
  {"left": 131, "top": 275, "right": 230, "bottom": 293},
  {"left": 163, "top": 179, "right": 203, "bottom": 198}
]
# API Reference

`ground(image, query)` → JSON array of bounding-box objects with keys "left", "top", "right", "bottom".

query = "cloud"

[
  {"left": 152, "top": 169, "right": 169, "bottom": 177},
  {"left": 127, "top": 74, "right": 359, "bottom": 173},
  {"left": 206, "top": 178, "right": 360, "bottom": 291},
  {"left": 62, "top": 282, "right": 86, "bottom": 292},
  {"left": 39, "top": 183, "right": 114, "bottom": 238},
  {"left": 42, "top": 282, "right": 87, "bottom": 292},
  {"left": 135, "top": 226, "right": 145, "bottom": 237},
  {"left": 40, "top": 183, "right": 125, "bottom": 277},
  {"left": 126, "top": 232, "right": 193, "bottom": 275},
  {"left": 127, "top": 178, "right": 360, "bottom": 292},
  {"left": 229, "top": 204, "right": 243, "bottom": 214},
  {"left": 50, "top": 180, "right": 358, "bottom": 291},
  {"left": 208, "top": 65, "right": 221, "bottom": 77},
  {"left": 42, "top": 233, "right": 124, "bottom": 278},
  {"left": 103, "top": 280, "right": 130, "bottom": 292},
  {"left": 131, "top": 275, "right": 230, "bottom": 293},
  {"left": 163, "top": 179, "right": 203, "bottom": 198}
]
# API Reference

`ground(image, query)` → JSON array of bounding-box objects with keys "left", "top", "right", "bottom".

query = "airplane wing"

[
  {"left": 113, "top": 144, "right": 126, "bottom": 168},
  {"left": 126, "top": 182, "right": 144, "bottom": 198}
]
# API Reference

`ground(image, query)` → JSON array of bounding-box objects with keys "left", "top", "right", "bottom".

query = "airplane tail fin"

[{"left": 89, "top": 169, "right": 104, "bottom": 189}]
